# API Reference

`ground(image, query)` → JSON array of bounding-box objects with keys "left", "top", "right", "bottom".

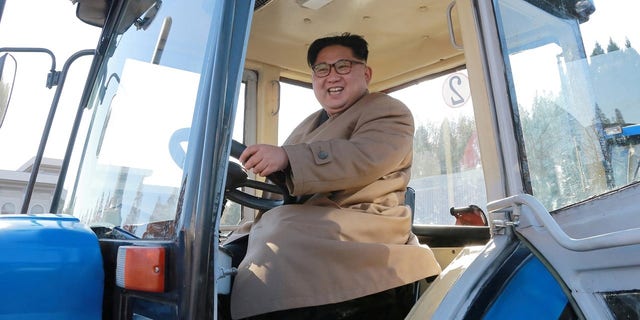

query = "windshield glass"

[
  {"left": 60, "top": 0, "right": 215, "bottom": 239},
  {"left": 495, "top": 0, "right": 640, "bottom": 211}
]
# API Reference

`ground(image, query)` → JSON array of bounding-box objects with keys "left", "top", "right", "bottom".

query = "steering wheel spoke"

[{"left": 225, "top": 189, "right": 284, "bottom": 211}]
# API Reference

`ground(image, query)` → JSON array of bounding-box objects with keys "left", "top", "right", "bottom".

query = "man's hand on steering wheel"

[
  {"left": 226, "top": 140, "right": 296, "bottom": 211},
  {"left": 239, "top": 144, "right": 289, "bottom": 178}
]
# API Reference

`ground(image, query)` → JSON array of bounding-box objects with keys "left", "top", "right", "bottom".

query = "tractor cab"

[{"left": 1, "top": 0, "right": 640, "bottom": 319}]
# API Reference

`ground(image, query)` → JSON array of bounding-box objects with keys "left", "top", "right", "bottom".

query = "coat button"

[{"left": 318, "top": 151, "right": 329, "bottom": 159}]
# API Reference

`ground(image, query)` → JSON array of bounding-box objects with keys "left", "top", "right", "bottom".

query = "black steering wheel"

[{"left": 225, "top": 140, "right": 295, "bottom": 211}]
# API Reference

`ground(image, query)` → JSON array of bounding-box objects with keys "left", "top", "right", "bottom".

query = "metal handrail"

[
  {"left": 488, "top": 194, "right": 640, "bottom": 251},
  {"left": 20, "top": 49, "right": 95, "bottom": 213}
]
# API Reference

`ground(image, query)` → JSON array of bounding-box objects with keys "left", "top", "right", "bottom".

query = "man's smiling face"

[{"left": 311, "top": 45, "right": 372, "bottom": 116}]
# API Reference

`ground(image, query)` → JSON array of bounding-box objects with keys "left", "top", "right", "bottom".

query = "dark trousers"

[{"left": 241, "top": 283, "right": 414, "bottom": 320}]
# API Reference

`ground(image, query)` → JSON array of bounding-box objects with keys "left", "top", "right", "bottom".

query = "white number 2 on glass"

[{"left": 442, "top": 72, "right": 470, "bottom": 108}]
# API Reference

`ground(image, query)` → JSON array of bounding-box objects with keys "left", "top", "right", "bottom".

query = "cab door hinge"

[{"left": 491, "top": 207, "right": 520, "bottom": 235}]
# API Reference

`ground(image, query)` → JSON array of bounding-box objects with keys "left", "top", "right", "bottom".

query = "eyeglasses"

[{"left": 311, "top": 59, "right": 365, "bottom": 78}]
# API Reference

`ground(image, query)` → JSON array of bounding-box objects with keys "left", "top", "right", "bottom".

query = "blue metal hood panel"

[{"left": 0, "top": 214, "right": 103, "bottom": 319}]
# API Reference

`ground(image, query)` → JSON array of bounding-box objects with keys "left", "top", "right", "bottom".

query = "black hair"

[{"left": 307, "top": 32, "right": 369, "bottom": 67}]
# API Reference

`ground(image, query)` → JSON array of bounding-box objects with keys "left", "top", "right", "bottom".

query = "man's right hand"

[{"left": 239, "top": 144, "right": 289, "bottom": 177}]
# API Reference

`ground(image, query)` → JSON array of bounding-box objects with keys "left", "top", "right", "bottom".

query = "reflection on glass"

[
  {"left": 496, "top": 0, "right": 640, "bottom": 210},
  {"left": 61, "top": 2, "right": 214, "bottom": 239},
  {"left": 68, "top": 59, "right": 199, "bottom": 238}
]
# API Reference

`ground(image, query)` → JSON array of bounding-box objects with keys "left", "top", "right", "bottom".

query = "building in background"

[{"left": 0, "top": 157, "right": 61, "bottom": 214}]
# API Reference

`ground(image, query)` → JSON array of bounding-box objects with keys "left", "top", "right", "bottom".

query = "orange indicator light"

[{"left": 116, "top": 246, "right": 166, "bottom": 292}]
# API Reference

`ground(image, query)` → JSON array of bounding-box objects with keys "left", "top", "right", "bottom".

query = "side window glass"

[
  {"left": 233, "top": 82, "right": 245, "bottom": 143},
  {"left": 389, "top": 70, "right": 487, "bottom": 225},
  {"left": 277, "top": 80, "right": 321, "bottom": 145},
  {"left": 275, "top": 74, "right": 487, "bottom": 226},
  {"left": 495, "top": 0, "right": 640, "bottom": 210}
]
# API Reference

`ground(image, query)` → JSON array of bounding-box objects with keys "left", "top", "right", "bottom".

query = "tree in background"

[
  {"left": 607, "top": 37, "right": 621, "bottom": 53},
  {"left": 591, "top": 41, "right": 605, "bottom": 56},
  {"left": 412, "top": 116, "right": 477, "bottom": 179}
]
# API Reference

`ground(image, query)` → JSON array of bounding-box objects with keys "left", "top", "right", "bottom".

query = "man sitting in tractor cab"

[{"left": 227, "top": 33, "right": 441, "bottom": 320}]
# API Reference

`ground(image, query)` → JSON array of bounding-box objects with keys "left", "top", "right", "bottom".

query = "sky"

[{"left": 0, "top": 0, "right": 101, "bottom": 171}]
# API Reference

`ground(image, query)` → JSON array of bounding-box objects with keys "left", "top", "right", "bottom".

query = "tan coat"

[{"left": 230, "top": 92, "right": 441, "bottom": 319}]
